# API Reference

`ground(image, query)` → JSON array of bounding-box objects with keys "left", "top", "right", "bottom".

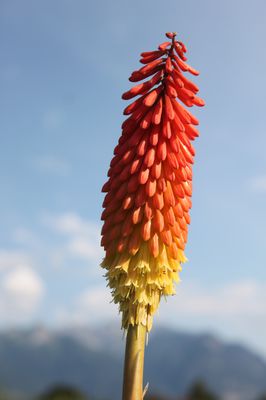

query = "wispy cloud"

[
  {"left": 13, "top": 227, "right": 40, "bottom": 247},
  {"left": 33, "top": 155, "right": 71, "bottom": 176},
  {"left": 10, "top": 212, "right": 102, "bottom": 272},
  {"left": 0, "top": 212, "right": 102, "bottom": 325},
  {"left": 45, "top": 213, "right": 99, "bottom": 236},
  {"left": 160, "top": 280, "right": 266, "bottom": 318},
  {"left": 158, "top": 279, "right": 266, "bottom": 355},
  {"left": 249, "top": 175, "right": 266, "bottom": 193},
  {"left": 54, "top": 285, "right": 118, "bottom": 326},
  {"left": 43, "top": 212, "right": 103, "bottom": 264},
  {"left": 42, "top": 109, "right": 66, "bottom": 130},
  {"left": 0, "top": 250, "right": 30, "bottom": 271}
]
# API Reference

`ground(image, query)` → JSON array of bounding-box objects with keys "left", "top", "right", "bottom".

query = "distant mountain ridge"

[{"left": 0, "top": 324, "right": 266, "bottom": 400}]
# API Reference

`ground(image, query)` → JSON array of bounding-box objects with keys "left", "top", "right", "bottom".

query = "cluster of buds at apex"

[{"left": 101, "top": 32, "right": 204, "bottom": 331}]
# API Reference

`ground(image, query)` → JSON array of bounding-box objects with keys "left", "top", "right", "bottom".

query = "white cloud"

[
  {"left": 2, "top": 265, "right": 44, "bottom": 312},
  {"left": 249, "top": 175, "right": 266, "bottom": 193},
  {"left": 0, "top": 250, "right": 44, "bottom": 323},
  {"left": 43, "top": 212, "right": 103, "bottom": 264},
  {"left": 158, "top": 279, "right": 266, "bottom": 356}
]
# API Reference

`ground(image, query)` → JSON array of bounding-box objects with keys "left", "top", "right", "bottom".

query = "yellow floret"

[{"left": 101, "top": 242, "right": 187, "bottom": 331}]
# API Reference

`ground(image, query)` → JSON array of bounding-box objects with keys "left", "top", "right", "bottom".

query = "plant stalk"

[{"left": 122, "top": 324, "right": 146, "bottom": 400}]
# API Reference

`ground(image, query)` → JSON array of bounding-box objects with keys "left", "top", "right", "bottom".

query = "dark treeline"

[
  {"left": 1, "top": 381, "right": 266, "bottom": 400},
  {"left": 146, "top": 381, "right": 219, "bottom": 400}
]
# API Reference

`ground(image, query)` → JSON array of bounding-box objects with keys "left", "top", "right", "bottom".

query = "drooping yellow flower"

[{"left": 101, "top": 32, "right": 204, "bottom": 331}]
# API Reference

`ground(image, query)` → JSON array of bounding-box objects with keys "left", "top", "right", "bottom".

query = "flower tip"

[
  {"left": 194, "top": 97, "right": 205, "bottom": 107},
  {"left": 166, "top": 32, "right": 177, "bottom": 39}
]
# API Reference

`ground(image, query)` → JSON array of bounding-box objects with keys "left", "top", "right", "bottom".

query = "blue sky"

[{"left": 1, "top": 0, "right": 266, "bottom": 356}]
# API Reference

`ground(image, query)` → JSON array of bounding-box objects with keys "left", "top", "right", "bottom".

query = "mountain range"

[{"left": 0, "top": 324, "right": 265, "bottom": 400}]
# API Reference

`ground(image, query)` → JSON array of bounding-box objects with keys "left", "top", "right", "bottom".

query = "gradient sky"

[{"left": 1, "top": 0, "right": 266, "bottom": 356}]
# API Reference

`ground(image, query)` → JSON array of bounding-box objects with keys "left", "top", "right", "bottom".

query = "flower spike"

[{"left": 101, "top": 32, "right": 204, "bottom": 332}]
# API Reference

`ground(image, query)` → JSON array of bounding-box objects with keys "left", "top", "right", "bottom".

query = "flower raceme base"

[{"left": 101, "top": 32, "right": 204, "bottom": 331}]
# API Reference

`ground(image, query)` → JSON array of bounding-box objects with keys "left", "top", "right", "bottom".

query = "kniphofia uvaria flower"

[
  {"left": 101, "top": 32, "right": 204, "bottom": 330},
  {"left": 101, "top": 32, "right": 204, "bottom": 400}
]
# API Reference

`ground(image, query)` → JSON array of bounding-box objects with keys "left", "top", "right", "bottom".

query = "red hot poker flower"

[{"left": 101, "top": 32, "right": 204, "bottom": 331}]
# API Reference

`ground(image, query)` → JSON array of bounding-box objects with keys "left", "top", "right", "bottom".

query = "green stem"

[{"left": 122, "top": 324, "right": 146, "bottom": 400}]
